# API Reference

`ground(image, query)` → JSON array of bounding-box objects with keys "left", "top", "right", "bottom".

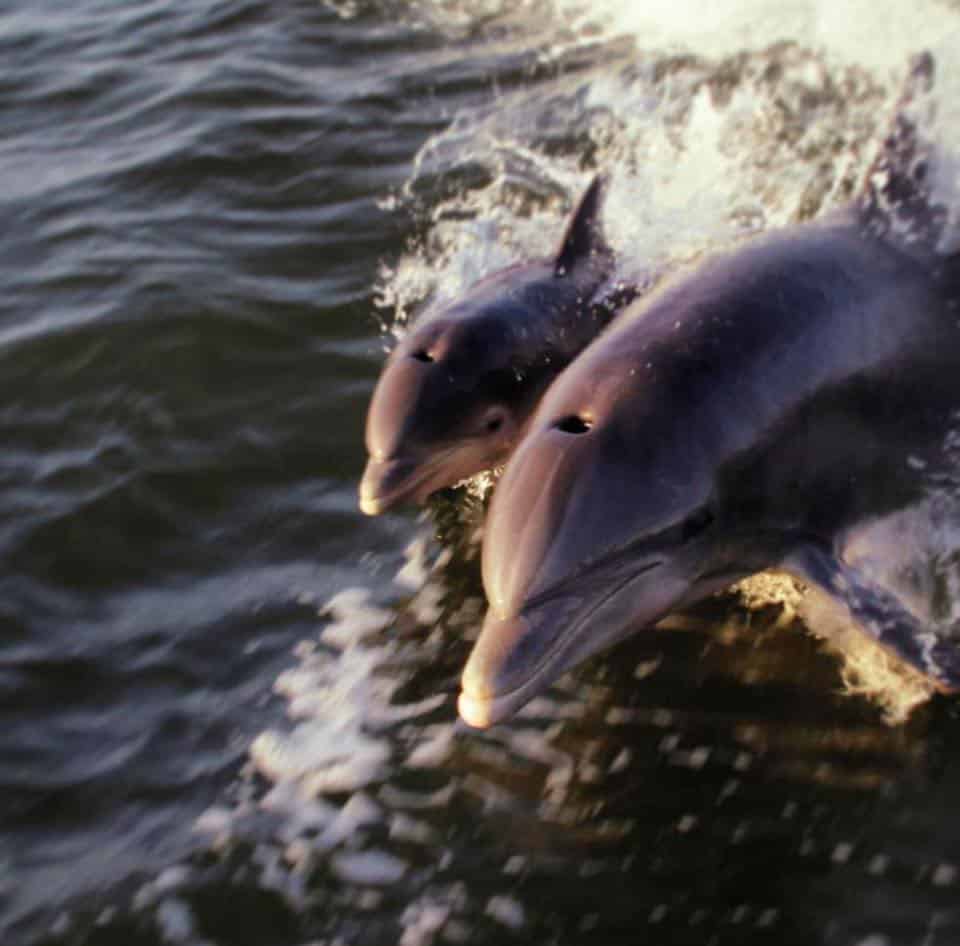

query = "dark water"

[{"left": 3, "top": 2, "right": 960, "bottom": 944}]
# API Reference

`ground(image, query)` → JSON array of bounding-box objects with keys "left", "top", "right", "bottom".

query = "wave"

[{"left": 18, "top": 1, "right": 960, "bottom": 941}]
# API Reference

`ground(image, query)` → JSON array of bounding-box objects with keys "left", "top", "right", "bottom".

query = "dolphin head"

[
  {"left": 457, "top": 341, "right": 756, "bottom": 727},
  {"left": 360, "top": 175, "right": 617, "bottom": 515},
  {"left": 360, "top": 300, "right": 533, "bottom": 515}
]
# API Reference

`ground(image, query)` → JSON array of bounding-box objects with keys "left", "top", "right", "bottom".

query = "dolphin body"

[
  {"left": 360, "top": 177, "right": 636, "bottom": 515},
  {"left": 459, "top": 55, "right": 960, "bottom": 728}
]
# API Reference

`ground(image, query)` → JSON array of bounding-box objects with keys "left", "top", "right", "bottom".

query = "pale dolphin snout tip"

[
  {"left": 358, "top": 455, "right": 419, "bottom": 516},
  {"left": 358, "top": 492, "right": 385, "bottom": 516},
  {"left": 358, "top": 460, "right": 389, "bottom": 515},
  {"left": 457, "top": 689, "right": 495, "bottom": 729},
  {"left": 458, "top": 613, "right": 536, "bottom": 728}
]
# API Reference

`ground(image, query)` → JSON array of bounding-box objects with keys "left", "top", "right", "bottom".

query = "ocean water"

[{"left": 3, "top": 1, "right": 960, "bottom": 944}]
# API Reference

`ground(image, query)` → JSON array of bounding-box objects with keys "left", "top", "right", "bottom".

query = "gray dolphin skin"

[
  {"left": 360, "top": 176, "right": 636, "bottom": 515},
  {"left": 459, "top": 57, "right": 960, "bottom": 728}
]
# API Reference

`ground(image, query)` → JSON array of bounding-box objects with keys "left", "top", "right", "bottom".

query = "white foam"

[
  {"left": 932, "top": 863, "right": 957, "bottom": 887},
  {"left": 247, "top": 583, "right": 409, "bottom": 800},
  {"left": 411, "top": 0, "right": 959, "bottom": 75},
  {"left": 318, "top": 588, "right": 393, "bottom": 650},
  {"left": 253, "top": 723, "right": 391, "bottom": 794},
  {"left": 317, "top": 793, "right": 383, "bottom": 851},
  {"left": 385, "top": 0, "right": 960, "bottom": 358},
  {"left": 400, "top": 901, "right": 452, "bottom": 946},
  {"left": 926, "top": 54, "right": 960, "bottom": 253},
  {"left": 406, "top": 725, "right": 455, "bottom": 767},
  {"left": 180, "top": 533, "right": 471, "bottom": 921},
  {"left": 391, "top": 812, "right": 441, "bottom": 845},
  {"left": 485, "top": 895, "right": 526, "bottom": 929},
  {"left": 260, "top": 782, "right": 337, "bottom": 841},
  {"left": 396, "top": 536, "right": 433, "bottom": 591},
  {"left": 133, "top": 866, "right": 193, "bottom": 912},
  {"left": 155, "top": 899, "right": 203, "bottom": 945},
  {"left": 381, "top": 38, "right": 936, "bottom": 378},
  {"left": 330, "top": 850, "right": 409, "bottom": 886},
  {"left": 567, "top": 0, "right": 954, "bottom": 70}
]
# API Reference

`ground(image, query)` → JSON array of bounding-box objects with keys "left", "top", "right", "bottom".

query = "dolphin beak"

[
  {"left": 459, "top": 558, "right": 697, "bottom": 728},
  {"left": 360, "top": 441, "right": 496, "bottom": 516},
  {"left": 458, "top": 595, "right": 584, "bottom": 728},
  {"left": 358, "top": 455, "right": 421, "bottom": 516},
  {"left": 458, "top": 614, "right": 533, "bottom": 728}
]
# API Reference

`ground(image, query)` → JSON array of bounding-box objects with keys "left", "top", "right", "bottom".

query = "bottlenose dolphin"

[
  {"left": 360, "top": 176, "right": 637, "bottom": 515},
  {"left": 459, "top": 54, "right": 960, "bottom": 728}
]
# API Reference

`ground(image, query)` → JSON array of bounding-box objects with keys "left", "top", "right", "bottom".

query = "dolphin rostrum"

[
  {"left": 360, "top": 176, "right": 637, "bottom": 515},
  {"left": 459, "top": 54, "right": 960, "bottom": 728}
]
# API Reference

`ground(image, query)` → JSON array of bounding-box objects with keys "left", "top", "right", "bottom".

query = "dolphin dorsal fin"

[{"left": 554, "top": 174, "right": 612, "bottom": 277}]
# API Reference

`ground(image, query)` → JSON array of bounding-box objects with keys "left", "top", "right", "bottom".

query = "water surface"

[{"left": 3, "top": 2, "right": 960, "bottom": 944}]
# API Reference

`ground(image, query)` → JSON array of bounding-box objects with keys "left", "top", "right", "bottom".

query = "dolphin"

[
  {"left": 359, "top": 176, "right": 638, "bottom": 515},
  {"left": 459, "top": 54, "right": 960, "bottom": 728}
]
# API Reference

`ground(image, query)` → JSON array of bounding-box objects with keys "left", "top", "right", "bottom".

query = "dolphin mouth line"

[
  {"left": 459, "top": 559, "right": 662, "bottom": 726},
  {"left": 360, "top": 446, "right": 465, "bottom": 515}
]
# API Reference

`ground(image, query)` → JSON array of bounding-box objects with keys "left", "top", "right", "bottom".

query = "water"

[{"left": 3, "top": 1, "right": 960, "bottom": 944}]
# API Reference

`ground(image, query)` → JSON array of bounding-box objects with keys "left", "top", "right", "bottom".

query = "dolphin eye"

[
  {"left": 480, "top": 406, "right": 509, "bottom": 435},
  {"left": 554, "top": 414, "right": 592, "bottom": 434},
  {"left": 680, "top": 507, "right": 715, "bottom": 543},
  {"left": 411, "top": 350, "right": 434, "bottom": 364}
]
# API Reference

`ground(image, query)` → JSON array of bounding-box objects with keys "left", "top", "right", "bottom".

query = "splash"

[
  {"left": 380, "top": 0, "right": 960, "bottom": 315},
  {"left": 407, "top": 0, "right": 960, "bottom": 74},
  {"left": 555, "top": 0, "right": 959, "bottom": 71}
]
